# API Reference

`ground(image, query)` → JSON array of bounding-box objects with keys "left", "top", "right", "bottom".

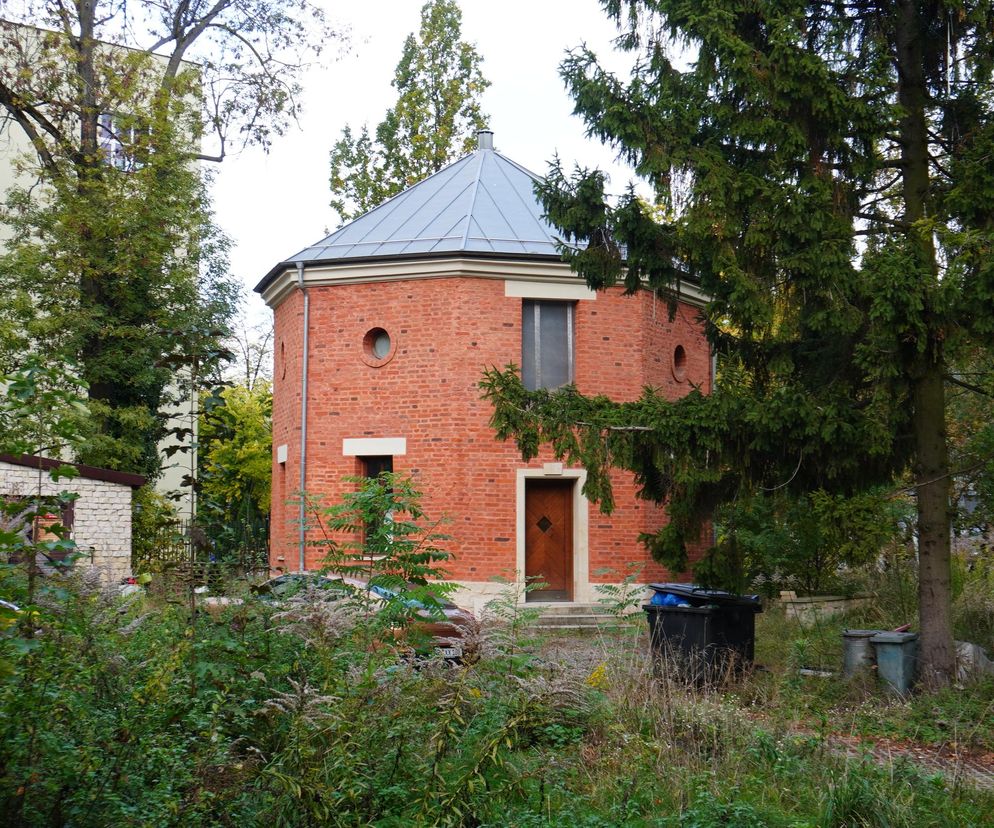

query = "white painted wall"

[{"left": 0, "top": 460, "right": 134, "bottom": 582}]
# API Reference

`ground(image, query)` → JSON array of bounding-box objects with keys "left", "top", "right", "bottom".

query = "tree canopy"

[
  {"left": 328, "top": 0, "right": 489, "bottom": 222},
  {"left": 0, "top": 0, "right": 338, "bottom": 168},
  {"left": 481, "top": 0, "right": 994, "bottom": 684},
  {"left": 0, "top": 0, "right": 333, "bottom": 478},
  {"left": 0, "top": 76, "right": 237, "bottom": 478}
]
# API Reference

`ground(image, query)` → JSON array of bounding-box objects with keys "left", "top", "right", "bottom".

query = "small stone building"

[
  {"left": 0, "top": 453, "right": 143, "bottom": 582},
  {"left": 256, "top": 130, "right": 712, "bottom": 609}
]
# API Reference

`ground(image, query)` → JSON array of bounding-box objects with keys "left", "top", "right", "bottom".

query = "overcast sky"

[{"left": 212, "top": 0, "right": 643, "bottom": 318}]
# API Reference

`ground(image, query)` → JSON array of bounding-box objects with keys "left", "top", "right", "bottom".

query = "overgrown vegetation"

[
  {"left": 2, "top": 559, "right": 993, "bottom": 826},
  {"left": 3, "top": 479, "right": 994, "bottom": 825},
  {"left": 704, "top": 488, "right": 913, "bottom": 596}
]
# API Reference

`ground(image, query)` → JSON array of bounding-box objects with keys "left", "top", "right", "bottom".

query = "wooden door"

[{"left": 525, "top": 479, "right": 573, "bottom": 601}]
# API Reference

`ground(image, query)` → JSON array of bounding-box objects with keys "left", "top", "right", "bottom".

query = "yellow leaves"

[{"left": 586, "top": 661, "right": 609, "bottom": 690}]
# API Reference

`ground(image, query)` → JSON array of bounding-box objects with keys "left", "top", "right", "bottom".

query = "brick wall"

[
  {"left": 0, "top": 460, "right": 134, "bottom": 581},
  {"left": 270, "top": 273, "right": 710, "bottom": 603}
]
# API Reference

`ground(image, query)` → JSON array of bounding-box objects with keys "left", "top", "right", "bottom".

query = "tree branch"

[
  {"left": 0, "top": 84, "right": 64, "bottom": 178},
  {"left": 945, "top": 373, "right": 994, "bottom": 398}
]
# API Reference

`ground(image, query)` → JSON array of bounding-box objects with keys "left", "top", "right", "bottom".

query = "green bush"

[
  {"left": 953, "top": 554, "right": 994, "bottom": 651},
  {"left": 3, "top": 484, "right": 994, "bottom": 826}
]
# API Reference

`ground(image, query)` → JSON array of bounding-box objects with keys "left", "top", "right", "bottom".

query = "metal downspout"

[{"left": 296, "top": 261, "right": 309, "bottom": 573}]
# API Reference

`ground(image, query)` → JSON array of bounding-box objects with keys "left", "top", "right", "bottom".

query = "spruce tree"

[
  {"left": 329, "top": 0, "right": 490, "bottom": 222},
  {"left": 481, "top": 1, "right": 994, "bottom": 685}
]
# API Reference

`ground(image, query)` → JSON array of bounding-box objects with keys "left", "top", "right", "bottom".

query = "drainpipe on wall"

[
  {"left": 296, "top": 261, "right": 309, "bottom": 573},
  {"left": 710, "top": 346, "right": 718, "bottom": 547}
]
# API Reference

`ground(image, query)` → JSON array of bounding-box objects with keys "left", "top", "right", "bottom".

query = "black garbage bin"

[{"left": 643, "top": 583, "right": 762, "bottom": 682}]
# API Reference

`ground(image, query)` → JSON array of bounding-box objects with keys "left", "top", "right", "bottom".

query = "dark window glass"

[
  {"left": 361, "top": 456, "right": 393, "bottom": 480},
  {"left": 522, "top": 300, "right": 574, "bottom": 390}
]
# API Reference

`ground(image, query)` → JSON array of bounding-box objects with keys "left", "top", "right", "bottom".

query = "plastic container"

[
  {"left": 871, "top": 631, "right": 919, "bottom": 695},
  {"left": 841, "top": 629, "right": 880, "bottom": 677},
  {"left": 644, "top": 584, "right": 762, "bottom": 683}
]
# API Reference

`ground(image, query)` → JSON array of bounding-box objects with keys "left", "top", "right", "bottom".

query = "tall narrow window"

[
  {"left": 358, "top": 456, "right": 394, "bottom": 554},
  {"left": 360, "top": 456, "right": 393, "bottom": 480},
  {"left": 522, "top": 300, "right": 574, "bottom": 390}
]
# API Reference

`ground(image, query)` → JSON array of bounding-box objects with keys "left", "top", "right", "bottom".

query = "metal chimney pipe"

[{"left": 477, "top": 129, "right": 494, "bottom": 150}]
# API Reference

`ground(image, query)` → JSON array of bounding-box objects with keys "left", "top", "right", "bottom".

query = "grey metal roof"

[{"left": 257, "top": 137, "right": 573, "bottom": 292}]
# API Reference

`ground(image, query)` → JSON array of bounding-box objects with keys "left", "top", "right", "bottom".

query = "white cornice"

[{"left": 261, "top": 257, "right": 709, "bottom": 310}]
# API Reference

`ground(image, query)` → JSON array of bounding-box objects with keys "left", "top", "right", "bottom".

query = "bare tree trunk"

[{"left": 895, "top": 0, "right": 955, "bottom": 685}]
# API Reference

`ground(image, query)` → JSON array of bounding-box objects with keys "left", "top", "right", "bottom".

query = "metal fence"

[{"left": 133, "top": 519, "right": 269, "bottom": 577}]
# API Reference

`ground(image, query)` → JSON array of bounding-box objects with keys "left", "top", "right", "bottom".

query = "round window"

[
  {"left": 372, "top": 330, "right": 391, "bottom": 359},
  {"left": 672, "top": 344, "right": 688, "bottom": 382},
  {"left": 362, "top": 327, "right": 394, "bottom": 366}
]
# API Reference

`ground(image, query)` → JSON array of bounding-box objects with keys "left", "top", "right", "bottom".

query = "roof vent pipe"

[{"left": 476, "top": 129, "right": 494, "bottom": 151}]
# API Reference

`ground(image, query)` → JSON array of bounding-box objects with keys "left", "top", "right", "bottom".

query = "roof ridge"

[
  {"left": 288, "top": 152, "right": 477, "bottom": 261},
  {"left": 491, "top": 150, "right": 552, "bottom": 238},
  {"left": 492, "top": 149, "right": 544, "bottom": 182},
  {"left": 459, "top": 149, "right": 487, "bottom": 248}
]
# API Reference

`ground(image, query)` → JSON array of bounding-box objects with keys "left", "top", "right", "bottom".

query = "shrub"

[{"left": 953, "top": 555, "right": 994, "bottom": 651}]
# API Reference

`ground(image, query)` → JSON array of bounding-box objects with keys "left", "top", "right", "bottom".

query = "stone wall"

[{"left": 0, "top": 460, "right": 134, "bottom": 582}]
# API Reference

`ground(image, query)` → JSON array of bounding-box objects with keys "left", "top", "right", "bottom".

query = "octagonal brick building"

[{"left": 255, "top": 130, "right": 712, "bottom": 610}]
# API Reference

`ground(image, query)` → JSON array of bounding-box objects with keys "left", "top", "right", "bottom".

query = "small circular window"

[
  {"left": 672, "top": 344, "right": 688, "bottom": 382},
  {"left": 362, "top": 327, "right": 395, "bottom": 366}
]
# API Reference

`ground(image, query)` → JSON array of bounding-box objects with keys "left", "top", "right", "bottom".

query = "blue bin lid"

[{"left": 648, "top": 583, "right": 761, "bottom": 610}]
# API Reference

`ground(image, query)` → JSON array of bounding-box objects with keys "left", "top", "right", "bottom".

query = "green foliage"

[
  {"left": 701, "top": 488, "right": 911, "bottom": 594},
  {"left": 0, "top": 359, "right": 88, "bottom": 616},
  {"left": 328, "top": 0, "right": 489, "bottom": 221},
  {"left": 947, "top": 348, "right": 994, "bottom": 532},
  {"left": 305, "top": 473, "right": 456, "bottom": 637},
  {"left": 130, "top": 485, "right": 179, "bottom": 565},
  {"left": 0, "top": 0, "right": 323, "bottom": 479},
  {"left": 953, "top": 554, "right": 994, "bottom": 653},
  {"left": 0, "top": 574, "right": 305, "bottom": 825},
  {"left": 1, "top": 563, "right": 993, "bottom": 825},
  {"left": 199, "top": 382, "right": 272, "bottom": 517},
  {"left": 594, "top": 562, "right": 646, "bottom": 619},
  {"left": 0, "top": 356, "right": 89, "bottom": 459},
  {"left": 195, "top": 381, "right": 272, "bottom": 559},
  {"left": 0, "top": 65, "right": 238, "bottom": 479}
]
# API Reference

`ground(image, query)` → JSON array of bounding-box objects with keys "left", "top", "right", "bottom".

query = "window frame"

[{"left": 521, "top": 299, "right": 575, "bottom": 391}]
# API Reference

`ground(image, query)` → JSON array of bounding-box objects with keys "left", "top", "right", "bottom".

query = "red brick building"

[{"left": 255, "top": 131, "right": 711, "bottom": 609}]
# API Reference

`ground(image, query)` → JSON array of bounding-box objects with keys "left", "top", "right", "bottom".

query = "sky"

[{"left": 211, "top": 0, "right": 644, "bottom": 320}]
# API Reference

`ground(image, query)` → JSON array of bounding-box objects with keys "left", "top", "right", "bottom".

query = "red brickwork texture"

[{"left": 270, "top": 276, "right": 711, "bottom": 583}]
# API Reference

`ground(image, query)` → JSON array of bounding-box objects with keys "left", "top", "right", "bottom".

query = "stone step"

[
  {"left": 524, "top": 603, "right": 637, "bottom": 630},
  {"left": 534, "top": 613, "right": 608, "bottom": 627},
  {"left": 525, "top": 602, "right": 610, "bottom": 616}
]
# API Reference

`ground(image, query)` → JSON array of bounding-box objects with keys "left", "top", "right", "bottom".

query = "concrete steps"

[{"left": 525, "top": 602, "right": 630, "bottom": 631}]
